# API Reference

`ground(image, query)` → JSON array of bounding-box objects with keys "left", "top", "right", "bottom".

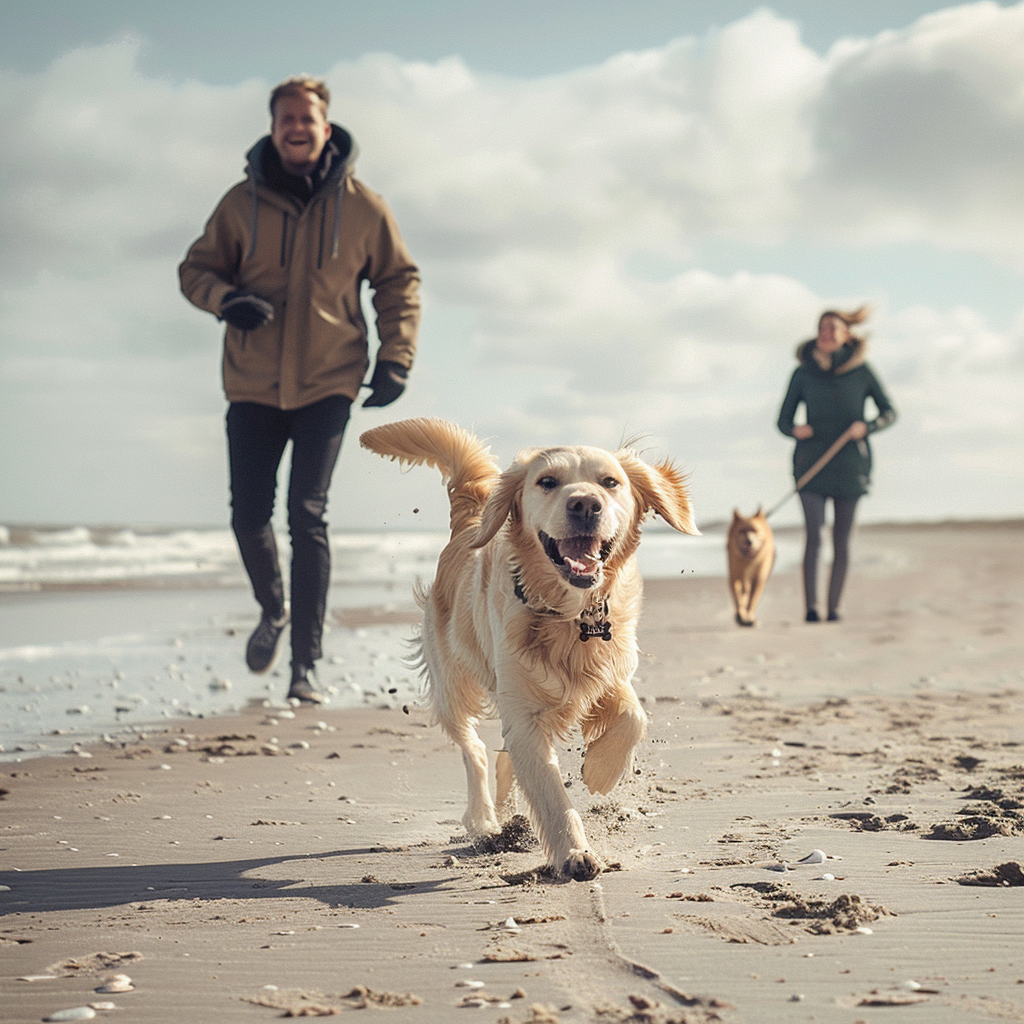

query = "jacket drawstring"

[
  {"left": 248, "top": 172, "right": 345, "bottom": 267},
  {"left": 331, "top": 183, "right": 344, "bottom": 260},
  {"left": 245, "top": 178, "right": 259, "bottom": 261}
]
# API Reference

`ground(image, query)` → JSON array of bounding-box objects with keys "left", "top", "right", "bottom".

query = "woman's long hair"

[{"left": 818, "top": 305, "right": 870, "bottom": 342}]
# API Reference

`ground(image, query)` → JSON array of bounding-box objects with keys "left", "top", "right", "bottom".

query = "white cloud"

[{"left": 0, "top": 5, "right": 1023, "bottom": 527}]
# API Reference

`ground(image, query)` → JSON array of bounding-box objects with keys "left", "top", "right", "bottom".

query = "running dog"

[
  {"left": 360, "top": 418, "right": 697, "bottom": 880},
  {"left": 727, "top": 507, "right": 775, "bottom": 626}
]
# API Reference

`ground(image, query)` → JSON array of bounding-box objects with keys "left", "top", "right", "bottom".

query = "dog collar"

[{"left": 511, "top": 566, "right": 613, "bottom": 642}]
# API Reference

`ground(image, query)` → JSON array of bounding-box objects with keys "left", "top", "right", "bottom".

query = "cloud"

[
  {"left": 0, "top": 5, "right": 1022, "bottom": 526},
  {"left": 809, "top": 2, "right": 1024, "bottom": 267}
]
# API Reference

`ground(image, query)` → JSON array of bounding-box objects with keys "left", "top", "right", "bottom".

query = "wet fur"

[
  {"left": 727, "top": 508, "right": 775, "bottom": 626},
  {"left": 360, "top": 418, "right": 697, "bottom": 880}
]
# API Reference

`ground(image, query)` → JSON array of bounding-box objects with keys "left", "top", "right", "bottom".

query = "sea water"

[{"left": 0, "top": 525, "right": 798, "bottom": 759}]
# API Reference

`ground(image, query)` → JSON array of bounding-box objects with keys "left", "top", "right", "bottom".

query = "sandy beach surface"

[{"left": 2, "top": 521, "right": 1023, "bottom": 1024}]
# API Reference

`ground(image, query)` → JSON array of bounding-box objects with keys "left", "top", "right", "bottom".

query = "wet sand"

[{"left": 2, "top": 521, "right": 1023, "bottom": 1023}]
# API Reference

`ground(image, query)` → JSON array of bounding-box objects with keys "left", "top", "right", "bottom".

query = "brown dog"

[
  {"left": 727, "top": 508, "right": 775, "bottom": 626},
  {"left": 360, "top": 418, "right": 697, "bottom": 880}
]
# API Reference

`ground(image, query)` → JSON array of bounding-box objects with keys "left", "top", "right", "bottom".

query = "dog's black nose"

[{"left": 567, "top": 495, "right": 603, "bottom": 521}]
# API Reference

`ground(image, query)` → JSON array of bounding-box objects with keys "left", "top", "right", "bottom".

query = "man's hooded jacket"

[{"left": 179, "top": 125, "right": 420, "bottom": 410}]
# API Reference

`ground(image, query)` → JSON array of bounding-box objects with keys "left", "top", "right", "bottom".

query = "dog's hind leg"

[
  {"left": 442, "top": 717, "right": 500, "bottom": 839},
  {"left": 581, "top": 685, "right": 648, "bottom": 796},
  {"left": 494, "top": 749, "right": 518, "bottom": 823}
]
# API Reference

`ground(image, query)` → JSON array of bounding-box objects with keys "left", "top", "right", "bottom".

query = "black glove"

[
  {"left": 219, "top": 290, "right": 274, "bottom": 331},
  {"left": 362, "top": 360, "right": 408, "bottom": 407}
]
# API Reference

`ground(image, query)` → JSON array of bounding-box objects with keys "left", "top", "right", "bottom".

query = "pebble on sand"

[
  {"left": 95, "top": 973, "right": 134, "bottom": 993},
  {"left": 44, "top": 1009, "right": 96, "bottom": 1022}
]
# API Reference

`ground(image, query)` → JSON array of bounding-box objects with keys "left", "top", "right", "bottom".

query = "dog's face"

[
  {"left": 518, "top": 447, "right": 636, "bottom": 590},
  {"left": 729, "top": 509, "right": 769, "bottom": 559},
  {"left": 474, "top": 443, "right": 698, "bottom": 592}
]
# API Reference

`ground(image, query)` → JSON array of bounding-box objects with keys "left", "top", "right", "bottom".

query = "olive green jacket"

[
  {"left": 777, "top": 336, "right": 897, "bottom": 498},
  {"left": 179, "top": 127, "right": 420, "bottom": 410}
]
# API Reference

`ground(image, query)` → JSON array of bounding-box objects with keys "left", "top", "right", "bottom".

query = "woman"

[{"left": 777, "top": 307, "right": 896, "bottom": 622}]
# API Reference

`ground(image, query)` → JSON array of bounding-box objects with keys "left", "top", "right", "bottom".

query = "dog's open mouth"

[{"left": 539, "top": 531, "right": 613, "bottom": 588}]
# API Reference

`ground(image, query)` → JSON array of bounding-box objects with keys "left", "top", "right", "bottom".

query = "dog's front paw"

[{"left": 562, "top": 848, "right": 603, "bottom": 881}]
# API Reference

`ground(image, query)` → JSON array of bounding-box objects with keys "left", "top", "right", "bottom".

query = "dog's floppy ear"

[
  {"left": 616, "top": 449, "right": 700, "bottom": 536},
  {"left": 472, "top": 456, "right": 533, "bottom": 548}
]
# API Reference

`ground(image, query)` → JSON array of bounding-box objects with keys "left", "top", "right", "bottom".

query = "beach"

[{"left": 1, "top": 520, "right": 1023, "bottom": 1023}]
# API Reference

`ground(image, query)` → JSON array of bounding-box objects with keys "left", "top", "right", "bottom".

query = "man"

[{"left": 180, "top": 75, "right": 420, "bottom": 704}]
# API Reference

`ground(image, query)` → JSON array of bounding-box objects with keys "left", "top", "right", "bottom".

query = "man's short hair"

[{"left": 269, "top": 75, "right": 330, "bottom": 117}]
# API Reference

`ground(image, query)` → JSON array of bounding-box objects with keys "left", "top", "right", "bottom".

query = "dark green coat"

[{"left": 777, "top": 336, "right": 896, "bottom": 498}]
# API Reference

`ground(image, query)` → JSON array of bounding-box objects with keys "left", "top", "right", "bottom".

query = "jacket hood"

[
  {"left": 244, "top": 123, "right": 359, "bottom": 190},
  {"left": 795, "top": 333, "right": 868, "bottom": 375},
  {"left": 239, "top": 125, "right": 358, "bottom": 262}
]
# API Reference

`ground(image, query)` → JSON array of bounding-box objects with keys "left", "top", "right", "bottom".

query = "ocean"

[{"left": 0, "top": 525, "right": 800, "bottom": 760}]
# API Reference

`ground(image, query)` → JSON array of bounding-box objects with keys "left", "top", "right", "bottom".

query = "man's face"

[{"left": 271, "top": 92, "right": 331, "bottom": 175}]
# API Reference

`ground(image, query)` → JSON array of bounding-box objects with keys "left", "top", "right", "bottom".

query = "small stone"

[
  {"left": 796, "top": 849, "right": 826, "bottom": 864},
  {"left": 456, "top": 979, "right": 485, "bottom": 989},
  {"left": 44, "top": 1009, "right": 97, "bottom": 1022},
  {"left": 95, "top": 974, "right": 133, "bottom": 993}
]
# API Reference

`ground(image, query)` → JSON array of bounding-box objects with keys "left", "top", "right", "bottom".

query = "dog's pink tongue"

[{"left": 560, "top": 538, "right": 600, "bottom": 576}]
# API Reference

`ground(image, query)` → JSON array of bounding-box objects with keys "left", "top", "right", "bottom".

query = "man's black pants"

[{"left": 226, "top": 396, "right": 352, "bottom": 669}]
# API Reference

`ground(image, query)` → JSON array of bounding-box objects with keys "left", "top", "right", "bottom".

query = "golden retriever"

[
  {"left": 359, "top": 418, "right": 697, "bottom": 881},
  {"left": 726, "top": 507, "right": 775, "bottom": 627}
]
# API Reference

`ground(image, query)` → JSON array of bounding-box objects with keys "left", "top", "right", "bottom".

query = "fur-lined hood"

[{"left": 794, "top": 334, "right": 868, "bottom": 375}]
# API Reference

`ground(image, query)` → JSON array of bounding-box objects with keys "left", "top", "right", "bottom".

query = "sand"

[{"left": 2, "top": 521, "right": 1023, "bottom": 1023}]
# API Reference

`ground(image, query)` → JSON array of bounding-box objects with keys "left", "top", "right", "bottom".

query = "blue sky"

[{"left": 1, "top": 1, "right": 1022, "bottom": 530}]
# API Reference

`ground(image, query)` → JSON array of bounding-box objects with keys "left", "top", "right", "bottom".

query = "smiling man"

[{"left": 179, "top": 75, "right": 420, "bottom": 704}]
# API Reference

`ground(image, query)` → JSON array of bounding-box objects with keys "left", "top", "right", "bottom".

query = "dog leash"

[{"left": 765, "top": 424, "right": 858, "bottom": 521}]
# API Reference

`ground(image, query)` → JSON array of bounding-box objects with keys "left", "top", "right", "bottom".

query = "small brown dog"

[
  {"left": 360, "top": 417, "right": 697, "bottom": 880},
  {"left": 727, "top": 508, "right": 775, "bottom": 627}
]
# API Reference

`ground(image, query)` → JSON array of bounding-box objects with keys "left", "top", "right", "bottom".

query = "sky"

[{"left": 1, "top": 0, "right": 1023, "bottom": 531}]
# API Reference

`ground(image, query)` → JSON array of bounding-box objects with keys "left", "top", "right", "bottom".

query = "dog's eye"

[
  {"left": 537, "top": 476, "right": 558, "bottom": 491},
  {"left": 601, "top": 477, "right": 621, "bottom": 490}
]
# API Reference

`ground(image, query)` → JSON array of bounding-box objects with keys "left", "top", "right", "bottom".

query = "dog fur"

[
  {"left": 727, "top": 507, "right": 775, "bottom": 627},
  {"left": 360, "top": 418, "right": 697, "bottom": 880}
]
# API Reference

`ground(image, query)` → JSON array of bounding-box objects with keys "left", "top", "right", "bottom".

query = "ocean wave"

[{"left": 0, "top": 523, "right": 747, "bottom": 591}]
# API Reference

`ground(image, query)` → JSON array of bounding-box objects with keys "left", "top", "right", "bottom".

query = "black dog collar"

[{"left": 511, "top": 566, "right": 612, "bottom": 642}]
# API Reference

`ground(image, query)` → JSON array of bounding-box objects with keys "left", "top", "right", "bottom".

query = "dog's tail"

[{"left": 360, "top": 418, "right": 500, "bottom": 535}]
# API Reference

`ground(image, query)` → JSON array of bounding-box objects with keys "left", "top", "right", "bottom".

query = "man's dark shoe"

[
  {"left": 805, "top": 609, "right": 820, "bottom": 622},
  {"left": 288, "top": 664, "right": 326, "bottom": 705},
  {"left": 827, "top": 611, "right": 841, "bottom": 622},
  {"left": 245, "top": 611, "right": 289, "bottom": 674}
]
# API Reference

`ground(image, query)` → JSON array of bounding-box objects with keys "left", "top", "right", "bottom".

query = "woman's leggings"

[
  {"left": 798, "top": 492, "right": 860, "bottom": 617},
  {"left": 226, "top": 396, "right": 352, "bottom": 668}
]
